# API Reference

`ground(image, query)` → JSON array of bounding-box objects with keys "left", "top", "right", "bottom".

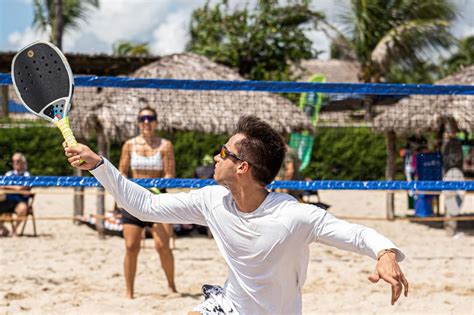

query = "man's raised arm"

[{"left": 64, "top": 143, "right": 206, "bottom": 225}]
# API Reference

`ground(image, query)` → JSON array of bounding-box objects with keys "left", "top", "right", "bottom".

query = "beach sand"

[{"left": 1, "top": 188, "right": 473, "bottom": 314}]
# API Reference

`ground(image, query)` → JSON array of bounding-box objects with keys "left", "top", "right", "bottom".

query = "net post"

[
  {"left": 95, "top": 129, "right": 107, "bottom": 239},
  {"left": 1, "top": 86, "right": 8, "bottom": 117},
  {"left": 385, "top": 131, "right": 396, "bottom": 220}
]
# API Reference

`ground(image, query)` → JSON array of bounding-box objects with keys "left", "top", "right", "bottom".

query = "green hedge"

[
  {"left": 0, "top": 125, "right": 71, "bottom": 175},
  {"left": 302, "top": 127, "right": 404, "bottom": 180},
  {"left": 0, "top": 125, "right": 403, "bottom": 180},
  {"left": 0, "top": 126, "right": 227, "bottom": 178}
]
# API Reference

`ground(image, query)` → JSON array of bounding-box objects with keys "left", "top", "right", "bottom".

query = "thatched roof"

[
  {"left": 290, "top": 59, "right": 367, "bottom": 127},
  {"left": 293, "top": 59, "right": 360, "bottom": 83},
  {"left": 69, "top": 53, "right": 313, "bottom": 141},
  {"left": 373, "top": 65, "right": 474, "bottom": 135},
  {"left": 1, "top": 51, "right": 157, "bottom": 75}
]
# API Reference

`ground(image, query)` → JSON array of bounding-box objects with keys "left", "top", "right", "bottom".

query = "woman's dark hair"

[
  {"left": 234, "top": 115, "right": 286, "bottom": 185},
  {"left": 138, "top": 106, "right": 157, "bottom": 118}
]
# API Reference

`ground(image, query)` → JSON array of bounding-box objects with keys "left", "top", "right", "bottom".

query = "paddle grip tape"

[
  {"left": 55, "top": 116, "right": 85, "bottom": 164},
  {"left": 54, "top": 116, "right": 77, "bottom": 146}
]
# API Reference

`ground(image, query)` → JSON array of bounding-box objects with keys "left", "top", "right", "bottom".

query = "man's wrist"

[
  {"left": 89, "top": 156, "right": 104, "bottom": 171},
  {"left": 377, "top": 249, "right": 397, "bottom": 260}
]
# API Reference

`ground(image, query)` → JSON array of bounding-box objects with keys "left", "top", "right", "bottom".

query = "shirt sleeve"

[
  {"left": 312, "top": 210, "right": 405, "bottom": 262},
  {"left": 90, "top": 158, "right": 207, "bottom": 225}
]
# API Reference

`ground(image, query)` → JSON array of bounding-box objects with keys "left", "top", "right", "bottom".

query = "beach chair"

[{"left": 19, "top": 194, "right": 37, "bottom": 237}]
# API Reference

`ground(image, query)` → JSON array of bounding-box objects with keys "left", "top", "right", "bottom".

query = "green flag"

[
  {"left": 299, "top": 74, "right": 326, "bottom": 127},
  {"left": 290, "top": 74, "right": 325, "bottom": 171},
  {"left": 289, "top": 132, "right": 314, "bottom": 172}
]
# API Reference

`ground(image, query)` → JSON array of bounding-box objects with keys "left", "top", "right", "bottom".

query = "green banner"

[
  {"left": 289, "top": 132, "right": 314, "bottom": 172},
  {"left": 299, "top": 74, "right": 326, "bottom": 127},
  {"left": 291, "top": 74, "right": 325, "bottom": 171}
]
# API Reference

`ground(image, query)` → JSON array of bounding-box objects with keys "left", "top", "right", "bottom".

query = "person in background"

[
  {"left": 118, "top": 106, "right": 177, "bottom": 298},
  {"left": 0, "top": 153, "right": 31, "bottom": 237}
]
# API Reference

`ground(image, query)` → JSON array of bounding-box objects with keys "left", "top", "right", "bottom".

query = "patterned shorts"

[{"left": 192, "top": 284, "right": 238, "bottom": 315}]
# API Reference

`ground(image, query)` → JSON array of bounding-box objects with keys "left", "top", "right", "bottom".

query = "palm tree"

[
  {"left": 326, "top": 0, "right": 459, "bottom": 219},
  {"left": 442, "top": 35, "right": 474, "bottom": 75},
  {"left": 33, "top": 0, "right": 99, "bottom": 49},
  {"left": 112, "top": 41, "right": 150, "bottom": 57},
  {"left": 331, "top": 0, "right": 458, "bottom": 83}
]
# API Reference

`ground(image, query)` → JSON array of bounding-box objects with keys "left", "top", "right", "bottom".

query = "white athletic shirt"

[{"left": 91, "top": 159, "right": 405, "bottom": 315}]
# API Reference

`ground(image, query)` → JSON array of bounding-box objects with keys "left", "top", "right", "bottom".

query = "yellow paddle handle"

[
  {"left": 54, "top": 116, "right": 77, "bottom": 146},
  {"left": 54, "top": 116, "right": 84, "bottom": 164}
]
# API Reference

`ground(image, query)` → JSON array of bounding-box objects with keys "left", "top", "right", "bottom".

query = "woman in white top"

[{"left": 118, "top": 106, "right": 176, "bottom": 298}]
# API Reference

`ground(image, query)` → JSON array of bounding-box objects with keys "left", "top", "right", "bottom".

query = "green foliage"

[
  {"left": 157, "top": 131, "right": 227, "bottom": 178},
  {"left": 0, "top": 126, "right": 71, "bottom": 176},
  {"left": 441, "top": 35, "right": 474, "bottom": 76},
  {"left": 380, "top": 35, "right": 473, "bottom": 84},
  {"left": 332, "top": 0, "right": 458, "bottom": 82},
  {"left": 385, "top": 61, "right": 440, "bottom": 84},
  {"left": 33, "top": 0, "right": 99, "bottom": 42},
  {"left": 113, "top": 41, "right": 150, "bottom": 57},
  {"left": 302, "top": 127, "right": 404, "bottom": 180},
  {"left": 187, "top": 0, "right": 323, "bottom": 81},
  {"left": 1, "top": 126, "right": 404, "bottom": 181}
]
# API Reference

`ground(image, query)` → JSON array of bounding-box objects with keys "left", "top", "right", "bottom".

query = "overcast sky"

[{"left": 1, "top": 0, "right": 473, "bottom": 60}]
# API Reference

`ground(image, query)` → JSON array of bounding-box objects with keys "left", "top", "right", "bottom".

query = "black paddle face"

[{"left": 12, "top": 41, "right": 73, "bottom": 122}]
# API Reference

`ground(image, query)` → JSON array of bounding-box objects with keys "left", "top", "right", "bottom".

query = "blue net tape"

[
  {"left": 1, "top": 176, "right": 473, "bottom": 191},
  {"left": 1, "top": 73, "right": 473, "bottom": 95}
]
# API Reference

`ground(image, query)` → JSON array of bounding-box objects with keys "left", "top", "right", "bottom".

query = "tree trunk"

[
  {"left": 385, "top": 131, "right": 396, "bottom": 220},
  {"left": 95, "top": 129, "right": 108, "bottom": 239},
  {"left": 54, "top": 0, "right": 63, "bottom": 49},
  {"left": 1, "top": 86, "right": 8, "bottom": 117}
]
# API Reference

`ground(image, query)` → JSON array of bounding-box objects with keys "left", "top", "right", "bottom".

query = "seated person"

[{"left": 0, "top": 153, "right": 31, "bottom": 236}]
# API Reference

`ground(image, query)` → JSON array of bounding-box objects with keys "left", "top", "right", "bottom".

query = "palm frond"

[
  {"left": 371, "top": 19, "right": 454, "bottom": 71},
  {"left": 32, "top": 0, "right": 50, "bottom": 31}
]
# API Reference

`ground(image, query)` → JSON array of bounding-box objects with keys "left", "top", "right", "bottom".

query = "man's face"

[
  {"left": 12, "top": 155, "right": 24, "bottom": 171},
  {"left": 213, "top": 133, "right": 246, "bottom": 185}
]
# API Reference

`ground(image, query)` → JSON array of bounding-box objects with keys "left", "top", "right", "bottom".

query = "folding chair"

[{"left": 19, "top": 194, "right": 37, "bottom": 236}]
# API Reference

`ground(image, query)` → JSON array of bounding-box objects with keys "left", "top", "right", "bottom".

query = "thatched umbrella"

[
  {"left": 70, "top": 53, "right": 313, "bottom": 142},
  {"left": 374, "top": 65, "right": 474, "bottom": 134},
  {"left": 293, "top": 59, "right": 361, "bottom": 83},
  {"left": 292, "top": 59, "right": 383, "bottom": 127},
  {"left": 373, "top": 65, "right": 473, "bottom": 220}
]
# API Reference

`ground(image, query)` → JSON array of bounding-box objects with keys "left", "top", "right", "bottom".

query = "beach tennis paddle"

[{"left": 11, "top": 40, "right": 79, "bottom": 148}]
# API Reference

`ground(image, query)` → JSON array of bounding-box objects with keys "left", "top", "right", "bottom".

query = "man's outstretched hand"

[
  {"left": 63, "top": 142, "right": 102, "bottom": 171},
  {"left": 368, "top": 251, "right": 409, "bottom": 305}
]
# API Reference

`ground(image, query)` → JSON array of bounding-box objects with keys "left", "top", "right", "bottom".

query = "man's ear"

[{"left": 236, "top": 161, "right": 251, "bottom": 174}]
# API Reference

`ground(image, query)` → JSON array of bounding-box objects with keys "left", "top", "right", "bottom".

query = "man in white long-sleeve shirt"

[{"left": 64, "top": 115, "right": 408, "bottom": 314}]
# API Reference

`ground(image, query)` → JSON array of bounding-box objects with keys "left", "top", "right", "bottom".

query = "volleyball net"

[{"left": 0, "top": 73, "right": 473, "bottom": 192}]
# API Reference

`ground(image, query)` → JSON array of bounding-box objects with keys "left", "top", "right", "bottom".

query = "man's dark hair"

[{"left": 234, "top": 115, "right": 286, "bottom": 185}]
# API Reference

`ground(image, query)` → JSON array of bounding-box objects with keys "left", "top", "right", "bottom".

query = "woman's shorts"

[
  {"left": 119, "top": 208, "right": 154, "bottom": 229},
  {"left": 119, "top": 188, "right": 165, "bottom": 229}
]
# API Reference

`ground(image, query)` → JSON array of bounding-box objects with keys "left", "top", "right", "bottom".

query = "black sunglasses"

[
  {"left": 220, "top": 145, "right": 247, "bottom": 163},
  {"left": 138, "top": 115, "right": 157, "bottom": 123}
]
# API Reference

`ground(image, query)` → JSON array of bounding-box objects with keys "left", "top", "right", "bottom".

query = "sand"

[{"left": 1, "top": 188, "right": 473, "bottom": 314}]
